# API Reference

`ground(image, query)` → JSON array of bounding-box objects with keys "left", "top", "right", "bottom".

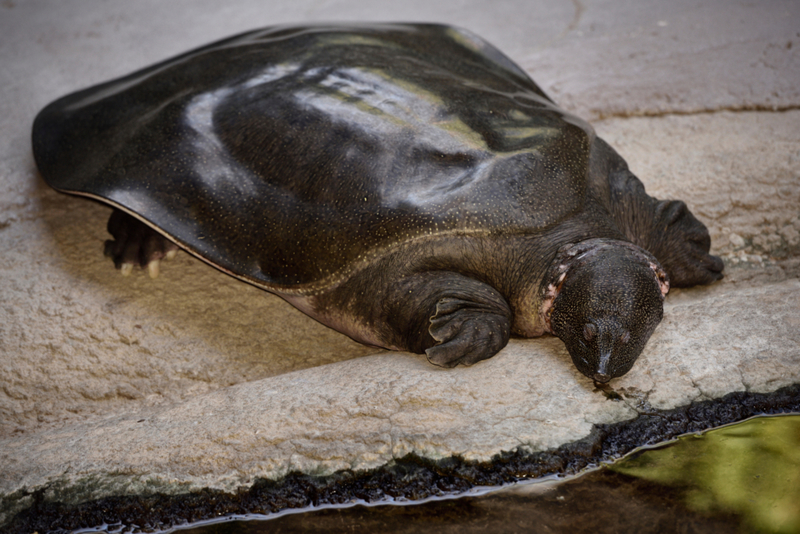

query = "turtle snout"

[
  {"left": 593, "top": 351, "right": 612, "bottom": 383},
  {"left": 593, "top": 372, "right": 611, "bottom": 383}
]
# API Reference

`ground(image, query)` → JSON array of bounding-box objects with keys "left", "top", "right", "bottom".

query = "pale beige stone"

[
  {"left": 1, "top": 278, "right": 797, "bottom": 520},
  {"left": 526, "top": 0, "right": 800, "bottom": 120}
]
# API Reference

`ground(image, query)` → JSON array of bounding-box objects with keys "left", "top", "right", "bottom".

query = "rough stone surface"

[
  {"left": 1, "top": 280, "right": 798, "bottom": 502},
  {"left": 0, "top": 0, "right": 798, "bottom": 529},
  {"left": 526, "top": 0, "right": 800, "bottom": 120}
]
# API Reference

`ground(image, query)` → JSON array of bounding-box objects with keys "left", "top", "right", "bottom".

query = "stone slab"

[
  {"left": 524, "top": 0, "right": 800, "bottom": 119},
  {"left": 1, "top": 277, "right": 799, "bottom": 503}
]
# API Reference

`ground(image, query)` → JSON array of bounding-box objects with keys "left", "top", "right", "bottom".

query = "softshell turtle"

[{"left": 32, "top": 23, "right": 723, "bottom": 382}]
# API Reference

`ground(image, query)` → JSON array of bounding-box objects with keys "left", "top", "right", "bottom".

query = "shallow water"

[{"left": 176, "top": 414, "right": 800, "bottom": 534}]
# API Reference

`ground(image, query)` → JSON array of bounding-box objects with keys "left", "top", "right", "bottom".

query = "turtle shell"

[{"left": 33, "top": 23, "right": 594, "bottom": 290}]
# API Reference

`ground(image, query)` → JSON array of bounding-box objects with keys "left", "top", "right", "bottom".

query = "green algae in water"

[
  {"left": 181, "top": 414, "right": 800, "bottom": 534},
  {"left": 609, "top": 414, "right": 800, "bottom": 534}
]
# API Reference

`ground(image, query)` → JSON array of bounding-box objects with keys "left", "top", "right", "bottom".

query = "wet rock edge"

[{"left": 4, "top": 383, "right": 799, "bottom": 533}]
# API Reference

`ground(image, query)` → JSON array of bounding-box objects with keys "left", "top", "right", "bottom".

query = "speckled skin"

[{"left": 32, "top": 24, "right": 723, "bottom": 381}]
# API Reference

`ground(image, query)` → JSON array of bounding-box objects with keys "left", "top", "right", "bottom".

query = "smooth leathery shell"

[{"left": 33, "top": 24, "right": 594, "bottom": 292}]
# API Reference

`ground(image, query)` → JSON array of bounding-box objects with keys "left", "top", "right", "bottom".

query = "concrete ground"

[{"left": 1, "top": 0, "right": 798, "bottom": 527}]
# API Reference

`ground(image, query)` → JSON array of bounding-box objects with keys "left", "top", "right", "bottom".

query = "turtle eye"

[
  {"left": 620, "top": 331, "right": 631, "bottom": 344},
  {"left": 583, "top": 323, "right": 596, "bottom": 341}
]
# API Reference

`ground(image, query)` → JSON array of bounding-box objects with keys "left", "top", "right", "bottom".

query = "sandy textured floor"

[{"left": 1, "top": 0, "right": 799, "bottom": 525}]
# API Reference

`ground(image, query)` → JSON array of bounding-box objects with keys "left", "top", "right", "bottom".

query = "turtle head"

[{"left": 544, "top": 240, "right": 669, "bottom": 382}]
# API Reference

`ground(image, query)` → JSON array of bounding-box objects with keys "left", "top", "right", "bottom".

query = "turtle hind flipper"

[
  {"left": 607, "top": 169, "right": 724, "bottom": 288},
  {"left": 104, "top": 209, "right": 180, "bottom": 278}
]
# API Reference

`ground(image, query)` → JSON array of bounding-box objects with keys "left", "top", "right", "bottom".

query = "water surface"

[{"left": 178, "top": 414, "right": 800, "bottom": 534}]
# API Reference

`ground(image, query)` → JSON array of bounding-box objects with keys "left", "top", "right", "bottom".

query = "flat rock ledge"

[
  {"left": 5, "top": 389, "right": 800, "bottom": 534},
  {"left": 2, "top": 276, "right": 799, "bottom": 532}
]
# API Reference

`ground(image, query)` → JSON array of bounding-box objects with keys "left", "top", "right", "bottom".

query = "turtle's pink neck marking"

[
  {"left": 540, "top": 270, "right": 566, "bottom": 334},
  {"left": 650, "top": 261, "right": 670, "bottom": 296}
]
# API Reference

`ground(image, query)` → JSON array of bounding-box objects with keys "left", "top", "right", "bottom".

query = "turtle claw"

[
  {"left": 148, "top": 259, "right": 161, "bottom": 279},
  {"left": 120, "top": 263, "right": 134, "bottom": 277}
]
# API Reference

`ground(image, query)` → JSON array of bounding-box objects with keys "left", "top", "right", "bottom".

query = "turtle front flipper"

[
  {"left": 104, "top": 209, "right": 180, "bottom": 278},
  {"left": 379, "top": 272, "right": 512, "bottom": 367},
  {"left": 607, "top": 167, "right": 724, "bottom": 288},
  {"left": 426, "top": 294, "right": 512, "bottom": 367}
]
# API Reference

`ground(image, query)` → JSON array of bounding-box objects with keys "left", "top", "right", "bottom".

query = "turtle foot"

[
  {"left": 425, "top": 296, "right": 511, "bottom": 367},
  {"left": 104, "top": 209, "right": 179, "bottom": 278},
  {"left": 650, "top": 200, "right": 724, "bottom": 288}
]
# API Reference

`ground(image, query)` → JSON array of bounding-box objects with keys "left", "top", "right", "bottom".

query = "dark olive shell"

[{"left": 33, "top": 24, "right": 593, "bottom": 289}]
